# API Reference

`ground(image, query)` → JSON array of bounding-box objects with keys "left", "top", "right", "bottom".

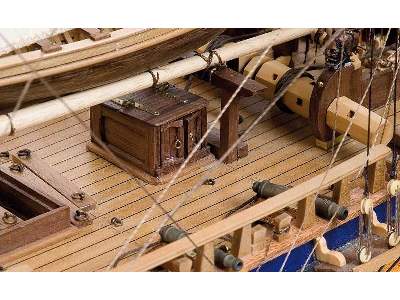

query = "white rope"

[
  {"left": 288, "top": 29, "right": 392, "bottom": 272},
  {"left": 0, "top": 31, "right": 216, "bottom": 270},
  {"left": 124, "top": 30, "right": 345, "bottom": 267},
  {"left": 354, "top": 50, "right": 400, "bottom": 180},
  {"left": 107, "top": 34, "right": 283, "bottom": 270},
  {"left": 300, "top": 45, "right": 400, "bottom": 273}
]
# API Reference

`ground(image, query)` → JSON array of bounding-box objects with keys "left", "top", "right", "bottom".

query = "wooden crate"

[{"left": 89, "top": 86, "right": 213, "bottom": 184}]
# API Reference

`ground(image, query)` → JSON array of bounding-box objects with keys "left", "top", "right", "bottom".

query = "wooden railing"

[{"left": 113, "top": 144, "right": 391, "bottom": 272}]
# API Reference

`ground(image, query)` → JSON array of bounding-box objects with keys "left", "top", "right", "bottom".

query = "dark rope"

[
  {"left": 225, "top": 195, "right": 258, "bottom": 218},
  {"left": 148, "top": 69, "right": 159, "bottom": 87},
  {"left": 391, "top": 29, "right": 399, "bottom": 179},
  {"left": 274, "top": 68, "right": 314, "bottom": 113},
  {"left": 364, "top": 29, "right": 374, "bottom": 197},
  {"left": 5, "top": 113, "right": 15, "bottom": 136}
]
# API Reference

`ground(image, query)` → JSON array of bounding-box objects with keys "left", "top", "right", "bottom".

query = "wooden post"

[
  {"left": 368, "top": 159, "right": 386, "bottom": 194},
  {"left": 296, "top": 195, "right": 315, "bottom": 229},
  {"left": 231, "top": 224, "right": 252, "bottom": 258},
  {"left": 193, "top": 243, "right": 215, "bottom": 272},
  {"left": 209, "top": 67, "right": 266, "bottom": 163},
  {"left": 220, "top": 90, "right": 240, "bottom": 163},
  {"left": 332, "top": 176, "right": 351, "bottom": 206}
]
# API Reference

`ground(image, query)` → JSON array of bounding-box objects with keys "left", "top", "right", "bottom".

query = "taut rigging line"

[
  {"left": 125, "top": 30, "right": 346, "bottom": 268},
  {"left": 280, "top": 28, "right": 391, "bottom": 272}
]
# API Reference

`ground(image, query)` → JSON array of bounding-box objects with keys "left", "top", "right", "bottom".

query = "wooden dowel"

[{"left": 0, "top": 28, "right": 314, "bottom": 137}]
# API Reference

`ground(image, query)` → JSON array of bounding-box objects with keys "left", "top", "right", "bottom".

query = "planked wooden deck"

[{"left": 1, "top": 76, "right": 395, "bottom": 272}]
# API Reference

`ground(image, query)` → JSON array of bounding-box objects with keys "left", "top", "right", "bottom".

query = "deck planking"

[{"left": 0, "top": 77, "right": 396, "bottom": 272}]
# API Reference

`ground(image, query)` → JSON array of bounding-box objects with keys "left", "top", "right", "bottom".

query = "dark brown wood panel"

[{"left": 0, "top": 29, "right": 223, "bottom": 108}]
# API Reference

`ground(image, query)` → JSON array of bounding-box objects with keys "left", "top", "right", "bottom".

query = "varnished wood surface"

[
  {"left": 0, "top": 76, "right": 398, "bottom": 272},
  {"left": 0, "top": 29, "right": 223, "bottom": 108}
]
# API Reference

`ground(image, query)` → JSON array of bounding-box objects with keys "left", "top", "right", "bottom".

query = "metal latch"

[{"left": 112, "top": 97, "right": 160, "bottom": 116}]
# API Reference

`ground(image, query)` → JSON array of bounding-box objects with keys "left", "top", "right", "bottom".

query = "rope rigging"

[
  {"left": 386, "top": 28, "right": 400, "bottom": 250},
  {"left": 293, "top": 28, "right": 392, "bottom": 272},
  {"left": 128, "top": 30, "right": 346, "bottom": 267},
  {"left": 4, "top": 28, "right": 400, "bottom": 272},
  {"left": 357, "top": 28, "right": 375, "bottom": 264}
]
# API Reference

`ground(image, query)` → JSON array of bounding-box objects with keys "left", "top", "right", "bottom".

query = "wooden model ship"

[{"left": 1, "top": 28, "right": 400, "bottom": 272}]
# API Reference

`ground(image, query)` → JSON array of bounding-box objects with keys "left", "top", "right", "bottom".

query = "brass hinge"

[{"left": 112, "top": 97, "right": 160, "bottom": 116}]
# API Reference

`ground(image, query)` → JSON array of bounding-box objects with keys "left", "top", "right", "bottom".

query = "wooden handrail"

[{"left": 112, "top": 144, "right": 391, "bottom": 272}]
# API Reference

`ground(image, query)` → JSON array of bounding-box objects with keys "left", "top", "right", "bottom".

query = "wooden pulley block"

[
  {"left": 357, "top": 246, "right": 372, "bottom": 264},
  {"left": 309, "top": 65, "right": 362, "bottom": 142},
  {"left": 387, "top": 179, "right": 400, "bottom": 196},
  {"left": 388, "top": 231, "right": 400, "bottom": 248},
  {"left": 360, "top": 198, "right": 373, "bottom": 215}
]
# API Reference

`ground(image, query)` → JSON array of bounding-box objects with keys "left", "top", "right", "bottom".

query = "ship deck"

[{"left": 1, "top": 76, "right": 398, "bottom": 272}]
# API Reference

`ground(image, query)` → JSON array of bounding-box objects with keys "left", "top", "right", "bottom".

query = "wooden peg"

[
  {"left": 314, "top": 236, "right": 346, "bottom": 267},
  {"left": 332, "top": 175, "right": 351, "bottom": 206},
  {"left": 231, "top": 224, "right": 252, "bottom": 258},
  {"left": 163, "top": 256, "right": 193, "bottom": 272},
  {"left": 296, "top": 195, "right": 315, "bottom": 229},
  {"left": 220, "top": 89, "right": 240, "bottom": 163},
  {"left": 193, "top": 243, "right": 215, "bottom": 272}
]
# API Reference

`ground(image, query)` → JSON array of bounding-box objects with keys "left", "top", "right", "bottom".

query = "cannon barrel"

[
  {"left": 252, "top": 180, "right": 348, "bottom": 221},
  {"left": 160, "top": 225, "right": 186, "bottom": 243},
  {"left": 214, "top": 247, "right": 243, "bottom": 271},
  {"left": 160, "top": 225, "right": 243, "bottom": 271}
]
